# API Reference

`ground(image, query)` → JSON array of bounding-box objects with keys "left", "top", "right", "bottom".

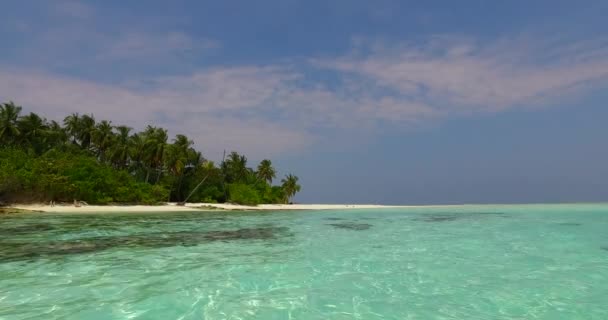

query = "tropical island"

[{"left": 0, "top": 101, "right": 302, "bottom": 208}]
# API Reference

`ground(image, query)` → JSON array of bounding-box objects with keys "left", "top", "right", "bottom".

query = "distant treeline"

[{"left": 0, "top": 101, "right": 301, "bottom": 205}]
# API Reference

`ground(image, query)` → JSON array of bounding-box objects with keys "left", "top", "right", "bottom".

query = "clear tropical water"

[{"left": 1, "top": 204, "right": 608, "bottom": 319}]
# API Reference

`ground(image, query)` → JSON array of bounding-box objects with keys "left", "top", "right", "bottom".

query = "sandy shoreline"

[{"left": 7, "top": 203, "right": 412, "bottom": 213}]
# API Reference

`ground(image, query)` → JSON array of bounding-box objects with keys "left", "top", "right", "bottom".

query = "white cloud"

[
  {"left": 316, "top": 36, "right": 608, "bottom": 114},
  {"left": 0, "top": 67, "right": 315, "bottom": 158},
  {"left": 178, "top": 117, "right": 314, "bottom": 158},
  {"left": 3, "top": 2, "right": 218, "bottom": 71},
  {"left": 2, "top": 35, "right": 608, "bottom": 157},
  {"left": 145, "top": 67, "right": 296, "bottom": 111}
]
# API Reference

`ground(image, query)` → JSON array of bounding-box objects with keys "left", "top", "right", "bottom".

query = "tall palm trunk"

[
  {"left": 176, "top": 173, "right": 185, "bottom": 201},
  {"left": 155, "top": 167, "right": 162, "bottom": 184}
]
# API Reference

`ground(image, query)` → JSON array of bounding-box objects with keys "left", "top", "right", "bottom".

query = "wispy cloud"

[
  {"left": 2, "top": 33, "right": 608, "bottom": 157},
  {"left": 3, "top": 2, "right": 218, "bottom": 74},
  {"left": 11, "top": 28, "right": 218, "bottom": 72},
  {"left": 315, "top": 36, "right": 608, "bottom": 114},
  {"left": 0, "top": 67, "right": 315, "bottom": 157}
]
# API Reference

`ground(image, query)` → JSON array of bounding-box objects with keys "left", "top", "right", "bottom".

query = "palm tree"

[
  {"left": 0, "top": 101, "right": 22, "bottom": 144},
  {"left": 256, "top": 159, "right": 276, "bottom": 184},
  {"left": 63, "top": 113, "right": 80, "bottom": 145},
  {"left": 173, "top": 134, "right": 193, "bottom": 151},
  {"left": 128, "top": 132, "right": 147, "bottom": 180},
  {"left": 142, "top": 126, "right": 168, "bottom": 183},
  {"left": 202, "top": 160, "right": 216, "bottom": 171},
  {"left": 63, "top": 113, "right": 96, "bottom": 149},
  {"left": 222, "top": 151, "right": 248, "bottom": 183},
  {"left": 17, "top": 112, "right": 48, "bottom": 153},
  {"left": 165, "top": 135, "right": 195, "bottom": 175},
  {"left": 45, "top": 120, "right": 68, "bottom": 149},
  {"left": 165, "top": 134, "right": 198, "bottom": 201},
  {"left": 281, "top": 174, "right": 301, "bottom": 204},
  {"left": 165, "top": 144, "right": 187, "bottom": 177},
  {"left": 91, "top": 120, "right": 114, "bottom": 162},
  {"left": 186, "top": 149, "right": 203, "bottom": 169},
  {"left": 92, "top": 120, "right": 114, "bottom": 162},
  {"left": 78, "top": 114, "right": 96, "bottom": 149},
  {"left": 109, "top": 125, "right": 131, "bottom": 169}
]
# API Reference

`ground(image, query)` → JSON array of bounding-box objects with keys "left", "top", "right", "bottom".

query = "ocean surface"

[{"left": 1, "top": 204, "right": 607, "bottom": 319}]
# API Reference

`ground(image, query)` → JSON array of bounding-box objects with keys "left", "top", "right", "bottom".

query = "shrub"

[{"left": 227, "top": 183, "right": 262, "bottom": 205}]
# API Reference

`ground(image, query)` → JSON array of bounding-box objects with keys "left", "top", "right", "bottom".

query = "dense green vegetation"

[{"left": 0, "top": 101, "right": 301, "bottom": 205}]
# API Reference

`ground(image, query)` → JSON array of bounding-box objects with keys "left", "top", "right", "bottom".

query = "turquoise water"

[{"left": 1, "top": 204, "right": 608, "bottom": 319}]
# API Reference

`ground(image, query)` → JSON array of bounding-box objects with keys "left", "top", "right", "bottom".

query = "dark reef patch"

[
  {"left": 601, "top": 246, "right": 608, "bottom": 252},
  {"left": 0, "top": 213, "right": 234, "bottom": 235},
  {"left": 557, "top": 222, "right": 582, "bottom": 226},
  {"left": 203, "top": 227, "right": 289, "bottom": 241},
  {"left": 0, "top": 226, "right": 291, "bottom": 263},
  {"left": 324, "top": 217, "right": 345, "bottom": 221},
  {"left": 0, "top": 223, "right": 55, "bottom": 235},
  {"left": 472, "top": 212, "right": 505, "bottom": 215},
  {"left": 415, "top": 215, "right": 459, "bottom": 222},
  {"left": 414, "top": 212, "right": 508, "bottom": 223},
  {"left": 328, "top": 223, "right": 372, "bottom": 231}
]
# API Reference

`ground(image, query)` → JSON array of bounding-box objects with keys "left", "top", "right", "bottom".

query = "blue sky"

[{"left": 2, "top": 0, "right": 608, "bottom": 204}]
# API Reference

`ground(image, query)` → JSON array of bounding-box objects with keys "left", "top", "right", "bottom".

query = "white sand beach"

[{"left": 8, "top": 203, "right": 409, "bottom": 213}]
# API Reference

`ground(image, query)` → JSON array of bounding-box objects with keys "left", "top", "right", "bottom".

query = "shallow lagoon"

[{"left": 1, "top": 204, "right": 607, "bottom": 319}]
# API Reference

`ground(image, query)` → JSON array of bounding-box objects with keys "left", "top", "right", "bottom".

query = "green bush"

[
  {"left": 227, "top": 183, "right": 262, "bottom": 205},
  {"left": 0, "top": 148, "right": 170, "bottom": 204},
  {"left": 1, "top": 104, "right": 302, "bottom": 205}
]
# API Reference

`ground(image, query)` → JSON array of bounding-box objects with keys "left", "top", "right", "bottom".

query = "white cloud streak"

[
  {"left": 2, "top": 34, "right": 608, "bottom": 157},
  {"left": 316, "top": 36, "right": 608, "bottom": 113},
  {"left": 0, "top": 68, "right": 313, "bottom": 158}
]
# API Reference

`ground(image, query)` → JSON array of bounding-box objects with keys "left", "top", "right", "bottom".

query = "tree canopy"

[{"left": 0, "top": 101, "right": 301, "bottom": 205}]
